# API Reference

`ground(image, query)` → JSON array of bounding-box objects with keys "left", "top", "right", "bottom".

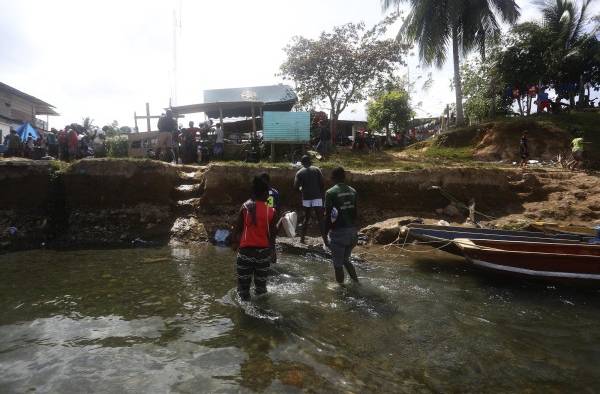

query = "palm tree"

[
  {"left": 538, "top": 0, "right": 599, "bottom": 106},
  {"left": 382, "top": 0, "right": 519, "bottom": 125}
]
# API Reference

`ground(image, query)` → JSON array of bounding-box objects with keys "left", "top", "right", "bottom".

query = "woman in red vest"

[{"left": 233, "top": 176, "right": 277, "bottom": 301}]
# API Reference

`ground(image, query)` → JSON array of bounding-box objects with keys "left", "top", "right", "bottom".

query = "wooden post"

[
  {"left": 145, "top": 102, "right": 151, "bottom": 132},
  {"left": 251, "top": 104, "right": 256, "bottom": 139},
  {"left": 270, "top": 143, "right": 275, "bottom": 162},
  {"left": 134, "top": 112, "right": 138, "bottom": 132}
]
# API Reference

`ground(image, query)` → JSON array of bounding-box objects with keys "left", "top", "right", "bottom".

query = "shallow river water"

[{"left": 1, "top": 245, "right": 600, "bottom": 393}]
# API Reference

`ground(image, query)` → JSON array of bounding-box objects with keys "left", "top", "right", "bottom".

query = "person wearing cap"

[
  {"left": 294, "top": 155, "right": 327, "bottom": 244},
  {"left": 325, "top": 166, "right": 359, "bottom": 284}
]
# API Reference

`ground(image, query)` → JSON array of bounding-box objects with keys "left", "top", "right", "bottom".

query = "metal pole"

[
  {"left": 134, "top": 112, "right": 138, "bottom": 132},
  {"left": 145, "top": 103, "right": 151, "bottom": 132},
  {"left": 251, "top": 104, "right": 256, "bottom": 139}
]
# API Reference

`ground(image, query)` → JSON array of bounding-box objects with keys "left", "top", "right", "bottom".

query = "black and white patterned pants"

[{"left": 236, "top": 247, "right": 272, "bottom": 301}]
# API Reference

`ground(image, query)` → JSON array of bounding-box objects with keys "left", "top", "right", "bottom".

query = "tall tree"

[
  {"left": 367, "top": 89, "right": 413, "bottom": 145},
  {"left": 539, "top": 0, "right": 600, "bottom": 106},
  {"left": 280, "top": 16, "right": 407, "bottom": 141},
  {"left": 382, "top": 0, "right": 519, "bottom": 125}
]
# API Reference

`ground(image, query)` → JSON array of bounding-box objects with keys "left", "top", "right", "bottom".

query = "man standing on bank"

[
  {"left": 325, "top": 167, "right": 359, "bottom": 285},
  {"left": 294, "top": 155, "right": 327, "bottom": 245}
]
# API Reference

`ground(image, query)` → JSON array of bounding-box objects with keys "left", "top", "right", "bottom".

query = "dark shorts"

[
  {"left": 573, "top": 150, "right": 583, "bottom": 161},
  {"left": 328, "top": 227, "right": 357, "bottom": 268}
]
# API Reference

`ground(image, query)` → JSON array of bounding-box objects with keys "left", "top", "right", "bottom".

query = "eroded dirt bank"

[{"left": 1, "top": 158, "right": 599, "bottom": 251}]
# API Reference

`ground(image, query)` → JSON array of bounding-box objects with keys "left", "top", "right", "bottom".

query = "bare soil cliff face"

[
  {"left": 473, "top": 121, "right": 570, "bottom": 162},
  {"left": 201, "top": 165, "right": 524, "bottom": 224},
  {"left": 1, "top": 158, "right": 598, "bottom": 252},
  {"left": 61, "top": 159, "right": 180, "bottom": 245},
  {"left": 0, "top": 160, "right": 55, "bottom": 250}
]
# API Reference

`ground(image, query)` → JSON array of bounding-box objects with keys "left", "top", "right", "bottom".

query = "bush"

[{"left": 106, "top": 136, "right": 129, "bottom": 158}]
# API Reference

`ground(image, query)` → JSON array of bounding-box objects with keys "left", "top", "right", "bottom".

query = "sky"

[{"left": 1, "top": 0, "right": 598, "bottom": 130}]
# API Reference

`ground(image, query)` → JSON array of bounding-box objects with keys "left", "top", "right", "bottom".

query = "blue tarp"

[{"left": 16, "top": 123, "right": 39, "bottom": 142}]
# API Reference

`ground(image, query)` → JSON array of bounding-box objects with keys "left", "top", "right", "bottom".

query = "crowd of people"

[
  {"left": 232, "top": 156, "right": 359, "bottom": 301},
  {"left": 156, "top": 110, "right": 225, "bottom": 164},
  {"left": 1, "top": 125, "right": 98, "bottom": 161}
]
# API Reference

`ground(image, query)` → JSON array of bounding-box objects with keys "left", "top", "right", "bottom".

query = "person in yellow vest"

[{"left": 568, "top": 134, "right": 587, "bottom": 171}]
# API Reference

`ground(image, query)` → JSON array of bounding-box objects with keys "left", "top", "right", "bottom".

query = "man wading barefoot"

[
  {"left": 325, "top": 167, "right": 359, "bottom": 285},
  {"left": 232, "top": 176, "right": 277, "bottom": 301},
  {"left": 294, "top": 155, "right": 327, "bottom": 245}
]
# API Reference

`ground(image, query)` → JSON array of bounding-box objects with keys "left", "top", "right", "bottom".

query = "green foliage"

[
  {"left": 495, "top": 0, "right": 600, "bottom": 110},
  {"left": 424, "top": 145, "right": 474, "bottom": 161},
  {"left": 105, "top": 136, "right": 129, "bottom": 158},
  {"left": 102, "top": 125, "right": 119, "bottom": 138},
  {"left": 382, "top": 0, "right": 520, "bottom": 124},
  {"left": 460, "top": 57, "right": 511, "bottom": 121},
  {"left": 280, "top": 15, "right": 407, "bottom": 120},
  {"left": 367, "top": 90, "right": 413, "bottom": 133}
]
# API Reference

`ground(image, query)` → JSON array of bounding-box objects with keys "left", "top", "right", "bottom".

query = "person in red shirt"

[
  {"left": 67, "top": 128, "right": 79, "bottom": 161},
  {"left": 233, "top": 176, "right": 277, "bottom": 301}
]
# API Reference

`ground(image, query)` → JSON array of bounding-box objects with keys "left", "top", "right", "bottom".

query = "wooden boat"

[
  {"left": 400, "top": 224, "right": 591, "bottom": 256},
  {"left": 455, "top": 238, "right": 600, "bottom": 280},
  {"left": 530, "top": 222, "right": 596, "bottom": 237}
]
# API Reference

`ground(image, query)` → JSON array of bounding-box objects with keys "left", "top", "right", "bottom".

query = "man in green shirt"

[
  {"left": 568, "top": 136, "right": 585, "bottom": 171},
  {"left": 325, "top": 167, "right": 359, "bottom": 284}
]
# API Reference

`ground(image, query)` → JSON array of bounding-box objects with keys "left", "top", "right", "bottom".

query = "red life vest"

[{"left": 240, "top": 200, "right": 275, "bottom": 248}]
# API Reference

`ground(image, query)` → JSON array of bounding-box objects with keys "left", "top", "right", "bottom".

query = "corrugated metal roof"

[
  {"left": 0, "top": 82, "right": 58, "bottom": 116},
  {"left": 263, "top": 111, "right": 310, "bottom": 143},
  {"left": 204, "top": 84, "right": 297, "bottom": 104},
  {"left": 170, "top": 101, "right": 264, "bottom": 115},
  {"left": 202, "top": 84, "right": 296, "bottom": 118}
]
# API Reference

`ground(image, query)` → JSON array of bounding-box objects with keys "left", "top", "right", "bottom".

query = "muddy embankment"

[{"left": 2, "top": 158, "right": 599, "bottom": 251}]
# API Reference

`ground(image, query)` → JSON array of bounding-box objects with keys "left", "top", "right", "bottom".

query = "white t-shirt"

[{"left": 216, "top": 128, "right": 224, "bottom": 143}]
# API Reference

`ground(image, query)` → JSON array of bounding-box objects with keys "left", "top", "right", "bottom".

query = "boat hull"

[
  {"left": 456, "top": 238, "right": 600, "bottom": 281},
  {"left": 401, "top": 224, "right": 590, "bottom": 257}
]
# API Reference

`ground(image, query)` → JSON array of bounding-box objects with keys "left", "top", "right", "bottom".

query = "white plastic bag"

[{"left": 278, "top": 212, "right": 298, "bottom": 238}]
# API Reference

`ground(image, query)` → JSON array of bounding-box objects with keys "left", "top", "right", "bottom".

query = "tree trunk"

[
  {"left": 489, "top": 78, "right": 496, "bottom": 119},
  {"left": 330, "top": 113, "right": 338, "bottom": 147},
  {"left": 329, "top": 108, "right": 335, "bottom": 146},
  {"left": 452, "top": 29, "right": 465, "bottom": 126},
  {"left": 385, "top": 125, "right": 391, "bottom": 146},
  {"left": 578, "top": 74, "right": 586, "bottom": 108},
  {"left": 480, "top": 39, "right": 486, "bottom": 62},
  {"left": 569, "top": 91, "right": 576, "bottom": 108}
]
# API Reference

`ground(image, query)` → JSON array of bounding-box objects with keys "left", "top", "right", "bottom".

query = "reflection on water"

[{"left": 1, "top": 246, "right": 600, "bottom": 393}]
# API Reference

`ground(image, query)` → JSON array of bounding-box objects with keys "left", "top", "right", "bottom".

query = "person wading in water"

[
  {"left": 294, "top": 155, "right": 327, "bottom": 245},
  {"left": 325, "top": 167, "right": 359, "bottom": 285},
  {"left": 232, "top": 176, "right": 277, "bottom": 301}
]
